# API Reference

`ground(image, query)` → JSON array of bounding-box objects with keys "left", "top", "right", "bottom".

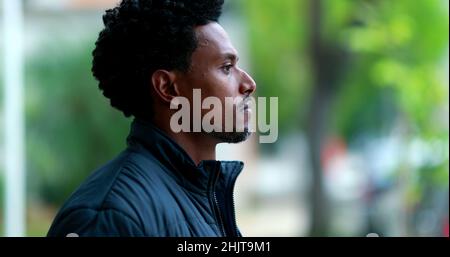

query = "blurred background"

[{"left": 0, "top": 0, "right": 448, "bottom": 237}]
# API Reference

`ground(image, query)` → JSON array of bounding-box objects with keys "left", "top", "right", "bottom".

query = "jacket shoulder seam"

[{"left": 69, "top": 207, "right": 144, "bottom": 235}]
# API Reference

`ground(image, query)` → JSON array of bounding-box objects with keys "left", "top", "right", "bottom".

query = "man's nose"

[{"left": 239, "top": 69, "right": 257, "bottom": 96}]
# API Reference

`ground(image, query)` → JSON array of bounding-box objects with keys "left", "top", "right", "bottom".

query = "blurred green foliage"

[
  {"left": 25, "top": 36, "right": 130, "bottom": 205},
  {"left": 324, "top": 0, "right": 449, "bottom": 205},
  {"left": 241, "top": 0, "right": 448, "bottom": 235},
  {"left": 239, "top": 0, "right": 310, "bottom": 132},
  {"left": 329, "top": 0, "right": 448, "bottom": 138},
  {"left": 240, "top": 0, "right": 448, "bottom": 137}
]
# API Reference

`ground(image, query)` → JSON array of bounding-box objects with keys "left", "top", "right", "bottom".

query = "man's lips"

[
  {"left": 238, "top": 98, "right": 252, "bottom": 114},
  {"left": 242, "top": 103, "right": 251, "bottom": 112},
  {"left": 243, "top": 104, "right": 252, "bottom": 116}
]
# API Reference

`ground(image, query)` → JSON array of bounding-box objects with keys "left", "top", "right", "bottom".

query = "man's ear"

[{"left": 151, "top": 70, "right": 180, "bottom": 103}]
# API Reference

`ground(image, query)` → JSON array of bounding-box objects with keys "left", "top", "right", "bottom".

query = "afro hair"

[{"left": 92, "top": 0, "right": 225, "bottom": 119}]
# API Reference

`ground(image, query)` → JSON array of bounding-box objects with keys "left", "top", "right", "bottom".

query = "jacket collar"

[{"left": 126, "top": 118, "right": 244, "bottom": 193}]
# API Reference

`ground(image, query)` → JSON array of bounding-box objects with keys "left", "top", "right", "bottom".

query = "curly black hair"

[{"left": 92, "top": 0, "right": 225, "bottom": 119}]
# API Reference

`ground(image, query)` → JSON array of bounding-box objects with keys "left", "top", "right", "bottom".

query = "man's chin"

[{"left": 209, "top": 129, "right": 251, "bottom": 144}]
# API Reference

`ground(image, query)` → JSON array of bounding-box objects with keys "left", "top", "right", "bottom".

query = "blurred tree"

[
  {"left": 327, "top": 0, "right": 449, "bottom": 235},
  {"left": 240, "top": 0, "right": 336, "bottom": 236},
  {"left": 241, "top": 0, "right": 448, "bottom": 236},
  {"left": 306, "top": 0, "right": 350, "bottom": 237}
]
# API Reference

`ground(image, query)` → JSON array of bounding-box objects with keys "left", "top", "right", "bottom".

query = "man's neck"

[{"left": 156, "top": 121, "right": 218, "bottom": 166}]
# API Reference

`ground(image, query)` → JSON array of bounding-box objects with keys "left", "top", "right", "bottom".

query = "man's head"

[{"left": 92, "top": 0, "right": 256, "bottom": 143}]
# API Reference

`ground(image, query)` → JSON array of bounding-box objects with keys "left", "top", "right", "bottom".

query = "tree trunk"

[{"left": 306, "top": 0, "right": 347, "bottom": 236}]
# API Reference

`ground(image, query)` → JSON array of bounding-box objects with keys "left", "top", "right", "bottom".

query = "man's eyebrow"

[{"left": 221, "top": 52, "right": 239, "bottom": 62}]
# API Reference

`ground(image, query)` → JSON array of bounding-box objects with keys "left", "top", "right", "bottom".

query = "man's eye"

[{"left": 222, "top": 64, "right": 233, "bottom": 74}]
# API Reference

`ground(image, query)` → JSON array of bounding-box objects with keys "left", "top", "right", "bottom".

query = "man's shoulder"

[{"left": 47, "top": 148, "right": 169, "bottom": 236}]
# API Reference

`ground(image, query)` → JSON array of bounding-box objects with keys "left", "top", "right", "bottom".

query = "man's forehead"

[{"left": 195, "top": 23, "right": 237, "bottom": 55}]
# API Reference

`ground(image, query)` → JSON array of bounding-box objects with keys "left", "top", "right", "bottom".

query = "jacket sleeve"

[{"left": 47, "top": 208, "right": 145, "bottom": 237}]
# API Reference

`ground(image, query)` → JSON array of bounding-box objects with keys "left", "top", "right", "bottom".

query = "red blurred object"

[
  {"left": 443, "top": 219, "right": 449, "bottom": 237},
  {"left": 321, "top": 136, "right": 347, "bottom": 172}
]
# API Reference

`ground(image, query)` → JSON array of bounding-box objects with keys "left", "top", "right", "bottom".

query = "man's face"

[{"left": 175, "top": 22, "right": 257, "bottom": 143}]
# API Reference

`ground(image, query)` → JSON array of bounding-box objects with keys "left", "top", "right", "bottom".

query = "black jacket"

[{"left": 47, "top": 119, "right": 244, "bottom": 237}]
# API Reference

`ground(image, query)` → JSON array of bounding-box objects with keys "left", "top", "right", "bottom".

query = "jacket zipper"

[
  {"left": 231, "top": 190, "right": 239, "bottom": 236},
  {"left": 213, "top": 190, "right": 226, "bottom": 237},
  {"left": 209, "top": 162, "right": 226, "bottom": 237},
  {"left": 211, "top": 162, "right": 241, "bottom": 237}
]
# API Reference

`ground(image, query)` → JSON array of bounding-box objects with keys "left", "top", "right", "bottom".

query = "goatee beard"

[{"left": 209, "top": 127, "right": 251, "bottom": 143}]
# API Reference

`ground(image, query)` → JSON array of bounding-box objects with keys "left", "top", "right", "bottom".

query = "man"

[{"left": 47, "top": 0, "right": 256, "bottom": 237}]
